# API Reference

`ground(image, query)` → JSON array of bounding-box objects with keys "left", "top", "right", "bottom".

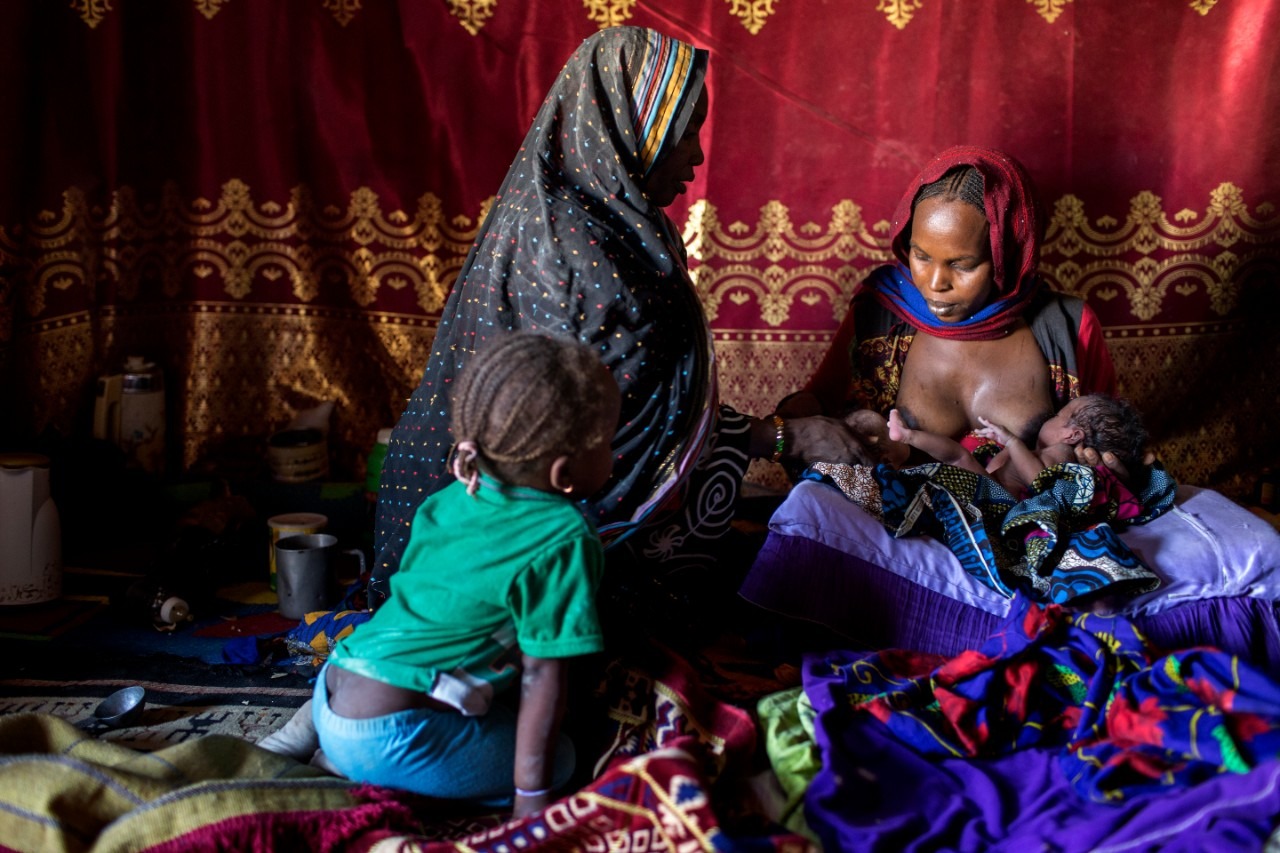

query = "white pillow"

[{"left": 767, "top": 481, "right": 1280, "bottom": 617}]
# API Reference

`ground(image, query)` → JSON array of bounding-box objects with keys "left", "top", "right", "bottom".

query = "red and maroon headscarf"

[{"left": 867, "top": 146, "right": 1046, "bottom": 341}]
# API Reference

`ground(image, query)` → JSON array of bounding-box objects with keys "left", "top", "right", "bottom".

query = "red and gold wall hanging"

[{"left": 1, "top": 1, "right": 1277, "bottom": 495}]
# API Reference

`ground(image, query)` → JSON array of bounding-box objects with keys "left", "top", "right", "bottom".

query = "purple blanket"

[
  {"left": 802, "top": 600, "right": 1280, "bottom": 851},
  {"left": 803, "top": 689, "right": 1280, "bottom": 852}
]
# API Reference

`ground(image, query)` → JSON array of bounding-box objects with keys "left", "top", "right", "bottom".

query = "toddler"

[
  {"left": 884, "top": 394, "right": 1147, "bottom": 496},
  {"left": 312, "top": 332, "right": 620, "bottom": 817}
]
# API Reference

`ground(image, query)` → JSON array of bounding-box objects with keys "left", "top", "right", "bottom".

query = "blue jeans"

[{"left": 312, "top": 664, "right": 575, "bottom": 803}]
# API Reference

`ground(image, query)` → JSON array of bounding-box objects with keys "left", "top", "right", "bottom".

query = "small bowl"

[{"left": 94, "top": 686, "right": 146, "bottom": 728}]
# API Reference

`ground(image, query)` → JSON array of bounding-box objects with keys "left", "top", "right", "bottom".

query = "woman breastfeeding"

[
  {"left": 372, "top": 27, "right": 867, "bottom": 621},
  {"left": 785, "top": 146, "right": 1118, "bottom": 468}
]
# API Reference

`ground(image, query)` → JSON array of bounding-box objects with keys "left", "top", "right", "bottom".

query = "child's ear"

[
  {"left": 549, "top": 455, "right": 574, "bottom": 494},
  {"left": 1065, "top": 426, "right": 1086, "bottom": 446}
]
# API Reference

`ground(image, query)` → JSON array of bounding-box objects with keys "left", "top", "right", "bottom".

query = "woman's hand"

[{"left": 1073, "top": 445, "right": 1157, "bottom": 485}]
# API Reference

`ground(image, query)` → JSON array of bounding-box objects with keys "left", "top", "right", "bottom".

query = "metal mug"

[
  {"left": 266, "top": 512, "right": 328, "bottom": 592},
  {"left": 273, "top": 533, "right": 364, "bottom": 620}
]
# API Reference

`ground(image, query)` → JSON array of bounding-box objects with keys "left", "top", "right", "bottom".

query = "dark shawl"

[{"left": 373, "top": 28, "right": 712, "bottom": 587}]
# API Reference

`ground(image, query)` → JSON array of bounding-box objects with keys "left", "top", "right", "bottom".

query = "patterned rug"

[
  {"left": 0, "top": 643, "right": 813, "bottom": 852},
  {"left": 0, "top": 675, "right": 311, "bottom": 750},
  {"left": 1, "top": 638, "right": 315, "bottom": 749}
]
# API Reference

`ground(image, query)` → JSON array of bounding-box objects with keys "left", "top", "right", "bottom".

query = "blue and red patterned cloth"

[
  {"left": 811, "top": 595, "right": 1280, "bottom": 803},
  {"left": 870, "top": 459, "right": 1178, "bottom": 605}
]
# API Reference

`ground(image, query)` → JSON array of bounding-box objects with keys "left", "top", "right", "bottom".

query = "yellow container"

[{"left": 267, "top": 512, "right": 327, "bottom": 591}]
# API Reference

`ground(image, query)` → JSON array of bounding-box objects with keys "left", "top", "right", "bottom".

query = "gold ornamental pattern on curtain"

[
  {"left": 2, "top": 180, "right": 1276, "bottom": 493},
  {"left": 64, "top": 0, "right": 1224, "bottom": 32}
]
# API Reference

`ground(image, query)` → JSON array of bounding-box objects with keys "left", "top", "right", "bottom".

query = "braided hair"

[
  {"left": 449, "top": 333, "right": 612, "bottom": 493},
  {"left": 1068, "top": 394, "right": 1148, "bottom": 472},
  {"left": 913, "top": 165, "right": 986, "bottom": 214},
  {"left": 895, "top": 165, "right": 988, "bottom": 257}
]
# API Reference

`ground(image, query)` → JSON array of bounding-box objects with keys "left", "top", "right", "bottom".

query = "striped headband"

[{"left": 629, "top": 30, "right": 705, "bottom": 176}]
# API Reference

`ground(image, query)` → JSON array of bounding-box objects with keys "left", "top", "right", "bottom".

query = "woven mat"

[
  {"left": 0, "top": 644, "right": 315, "bottom": 750},
  {"left": 0, "top": 687, "right": 309, "bottom": 749}
]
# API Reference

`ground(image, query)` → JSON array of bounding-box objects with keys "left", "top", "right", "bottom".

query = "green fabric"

[
  {"left": 757, "top": 687, "right": 822, "bottom": 842},
  {"left": 333, "top": 477, "right": 604, "bottom": 713},
  {"left": 0, "top": 712, "right": 397, "bottom": 852}
]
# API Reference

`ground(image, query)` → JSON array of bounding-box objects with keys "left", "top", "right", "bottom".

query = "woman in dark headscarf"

[{"left": 372, "top": 27, "right": 865, "bottom": 605}]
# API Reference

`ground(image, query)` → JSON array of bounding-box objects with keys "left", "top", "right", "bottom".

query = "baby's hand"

[
  {"left": 976, "top": 416, "right": 1015, "bottom": 446},
  {"left": 887, "top": 408, "right": 911, "bottom": 443}
]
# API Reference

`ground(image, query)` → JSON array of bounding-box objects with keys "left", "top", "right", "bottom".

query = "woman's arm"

[
  {"left": 748, "top": 413, "right": 877, "bottom": 467},
  {"left": 791, "top": 296, "right": 862, "bottom": 416},
  {"left": 1076, "top": 302, "right": 1117, "bottom": 396},
  {"left": 513, "top": 654, "right": 568, "bottom": 818}
]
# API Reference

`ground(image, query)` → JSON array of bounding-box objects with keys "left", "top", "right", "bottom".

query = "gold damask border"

[
  {"left": 64, "top": 0, "right": 1221, "bottom": 32},
  {"left": 70, "top": 0, "right": 364, "bottom": 28},
  {"left": 1, "top": 179, "right": 1275, "bottom": 334},
  {"left": 3, "top": 294, "right": 1263, "bottom": 497},
  {"left": 685, "top": 184, "right": 1279, "bottom": 327},
  {"left": 0, "top": 181, "right": 488, "bottom": 327}
]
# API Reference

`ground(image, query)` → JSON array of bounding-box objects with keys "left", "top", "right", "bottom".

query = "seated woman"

[
  {"left": 744, "top": 146, "right": 1280, "bottom": 661},
  {"left": 262, "top": 27, "right": 875, "bottom": 768},
  {"left": 371, "top": 27, "right": 866, "bottom": 619},
  {"left": 781, "top": 145, "right": 1115, "bottom": 458}
]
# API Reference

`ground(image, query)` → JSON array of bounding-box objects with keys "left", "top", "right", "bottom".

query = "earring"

[{"left": 559, "top": 483, "right": 574, "bottom": 495}]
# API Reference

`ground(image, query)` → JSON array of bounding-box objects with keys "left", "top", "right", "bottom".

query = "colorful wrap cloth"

[
  {"left": 807, "top": 459, "right": 1177, "bottom": 606},
  {"left": 807, "top": 595, "right": 1280, "bottom": 803},
  {"left": 283, "top": 608, "right": 373, "bottom": 667}
]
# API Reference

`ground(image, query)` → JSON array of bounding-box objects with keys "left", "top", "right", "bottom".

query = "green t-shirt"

[{"left": 331, "top": 476, "right": 604, "bottom": 716}]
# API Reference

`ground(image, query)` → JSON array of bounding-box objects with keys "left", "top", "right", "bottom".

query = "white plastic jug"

[
  {"left": 0, "top": 453, "right": 62, "bottom": 605},
  {"left": 93, "top": 355, "right": 165, "bottom": 474}
]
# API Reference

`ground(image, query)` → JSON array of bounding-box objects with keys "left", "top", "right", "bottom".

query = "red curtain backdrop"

[{"left": 1, "top": 0, "right": 1277, "bottom": 495}]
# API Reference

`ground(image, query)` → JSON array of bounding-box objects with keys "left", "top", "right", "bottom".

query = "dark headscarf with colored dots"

[{"left": 373, "top": 27, "right": 712, "bottom": 584}]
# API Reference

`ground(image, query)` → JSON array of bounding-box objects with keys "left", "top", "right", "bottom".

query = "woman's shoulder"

[
  {"left": 1025, "top": 287, "right": 1092, "bottom": 334},
  {"left": 851, "top": 269, "right": 912, "bottom": 335},
  {"left": 1030, "top": 287, "right": 1085, "bottom": 313}
]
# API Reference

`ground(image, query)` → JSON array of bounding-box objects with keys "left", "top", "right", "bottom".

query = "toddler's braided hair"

[
  {"left": 450, "top": 332, "right": 611, "bottom": 489},
  {"left": 914, "top": 165, "right": 986, "bottom": 214},
  {"left": 1069, "top": 394, "right": 1148, "bottom": 472}
]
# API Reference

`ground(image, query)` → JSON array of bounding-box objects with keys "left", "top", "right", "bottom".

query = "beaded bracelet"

[
  {"left": 515, "top": 785, "right": 553, "bottom": 798},
  {"left": 771, "top": 414, "right": 786, "bottom": 463}
]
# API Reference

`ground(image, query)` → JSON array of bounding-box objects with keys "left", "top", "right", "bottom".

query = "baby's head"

[
  {"left": 450, "top": 333, "right": 619, "bottom": 497},
  {"left": 1040, "top": 394, "right": 1147, "bottom": 471}
]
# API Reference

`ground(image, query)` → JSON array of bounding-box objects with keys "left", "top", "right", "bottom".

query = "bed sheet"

[{"left": 740, "top": 480, "right": 1280, "bottom": 665}]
